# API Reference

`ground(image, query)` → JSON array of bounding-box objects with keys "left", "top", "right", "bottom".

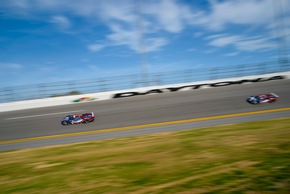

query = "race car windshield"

[
  {"left": 74, "top": 117, "right": 82, "bottom": 121},
  {"left": 64, "top": 115, "right": 73, "bottom": 120},
  {"left": 83, "top": 114, "right": 92, "bottom": 118}
]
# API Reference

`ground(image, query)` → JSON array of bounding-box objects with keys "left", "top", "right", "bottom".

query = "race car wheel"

[{"left": 61, "top": 121, "right": 68, "bottom": 125}]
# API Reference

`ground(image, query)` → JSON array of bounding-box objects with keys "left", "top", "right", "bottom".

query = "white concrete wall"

[{"left": 1, "top": 71, "right": 289, "bottom": 112}]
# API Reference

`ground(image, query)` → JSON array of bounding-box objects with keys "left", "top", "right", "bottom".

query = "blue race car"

[{"left": 61, "top": 112, "right": 94, "bottom": 125}]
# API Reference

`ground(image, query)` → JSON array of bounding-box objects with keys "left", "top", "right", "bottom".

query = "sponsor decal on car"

[
  {"left": 72, "top": 97, "right": 96, "bottom": 102},
  {"left": 113, "top": 75, "right": 285, "bottom": 99}
]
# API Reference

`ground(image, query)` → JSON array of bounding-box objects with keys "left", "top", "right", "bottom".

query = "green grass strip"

[{"left": 0, "top": 117, "right": 289, "bottom": 194}]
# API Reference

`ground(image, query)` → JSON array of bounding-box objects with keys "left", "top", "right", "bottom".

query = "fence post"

[
  {"left": 280, "top": 59, "right": 289, "bottom": 72},
  {"left": 210, "top": 67, "right": 219, "bottom": 80},
  {"left": 69, "top": 81, "right": 76, "bottom": 93},
  {"left": 236, "top": 64, "right": 244, "bottom": 77},
  {"left": 98, "top": 80, "right": 108, "bottom": 92},
  {"left": 5, "top": 88, "right": 14, "bottom": 102},
  {"left": 185, "top": 70, "right": 192, "bottom": 83},
  {"left": 262, "top": 63, "right": 266, "bottom": 74},
  {"left": 155, "top": 73, "right": 162, "bottom": 85},
  {"left": 39, "top": 84, "right": 46, "bottom": 98},
  {"left": 254, "top": 63, "right": 260, "bottom": 75}
]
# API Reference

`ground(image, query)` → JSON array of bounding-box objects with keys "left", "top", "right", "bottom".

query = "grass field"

[{"left": 0, "top": 117, "right": 290, "bottom": 194}]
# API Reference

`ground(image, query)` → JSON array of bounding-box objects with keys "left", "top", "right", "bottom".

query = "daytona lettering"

[{"left": 113, "top": 75, "right": 285, "bottom": 98}]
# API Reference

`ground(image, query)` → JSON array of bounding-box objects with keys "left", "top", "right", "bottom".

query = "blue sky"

[{"left": 0, "top": 0, "right": 289, "bottom": 87}]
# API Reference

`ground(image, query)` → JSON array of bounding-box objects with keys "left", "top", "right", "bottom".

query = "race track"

[{"left": 0, "top": 79, "right": 290, "bottom": 151}]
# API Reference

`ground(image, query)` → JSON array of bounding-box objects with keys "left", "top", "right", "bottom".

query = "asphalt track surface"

[{"left": 0, "top": 79, "right": 290, "bottom": 151}]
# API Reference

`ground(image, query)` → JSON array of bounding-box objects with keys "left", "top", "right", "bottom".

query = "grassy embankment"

[{"left": 0, "top": 117, "right": 289, "bottom": 193}]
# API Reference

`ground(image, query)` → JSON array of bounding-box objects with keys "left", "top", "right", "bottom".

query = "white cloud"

[
  {"left": 145, "top": 37, "right": 168, "bottom": 52},
  {"left": 236, "top": 37, "right": 276, "bottom": 51},
  {"left": 1, "top": 0, "right": 289, "bottom": 54},
  {"left": 105, "top": 24, "right": 168, "bottom": 53},
  {"left": 106, "top": 24, "right": 139, "bottom": 50},
  {"left": 203, "top": 49, "right": 216, "bottom": 54},
  {"left": 93, "top": 0, "right": 187, "bottom": 52},
  {"left": 193, "top": 32, "right": 203, "bottom": 38},
  {"left": 81, "top": 58, "right": 90, "bottom": 62},
  {"left": 143, "top": 0, "right": 199, "bottom": 33},
  {"left": 50, "top": 15, "right": 71, "bottom": 30},
  {"left": 225, "top": 52, "right": 240, "bottom": 56},
  {"left": 10, "top": 63, "right": 23, "bottom": 69},
  {"left": 39, "top": 67, "right": 54, "bottom": 72},
  {"left": 203, "top": 0, "right": 274, "bottom": 31},
  {"left": 208, "top": 35, "right": 242, "bottom": 47},
  {"left": 147, "top": 0, "right": 183, "bottom": 33},
  {"left": 98, "top": 0, "right": 135, "bottom": 23},
  {"left": 1, "top": 0, "right": 288, "bottom": 31},
  {"left": 187, "top": 48, "right": 196, "bottom": 52},
  {"left": 88, "top": 44, "right": 106, "bottom": 52},
  {"left": 45, "top": 61, "right": 55, "bottom": 64},
  {"left": 207, "top": 34, "right": 276, "bottom": 52},
  {"left": 185, "top": 0, "right": 289, "bottom": 32},
  {"left": 0, "top": 63, "right": 23, "bottom": 69}
]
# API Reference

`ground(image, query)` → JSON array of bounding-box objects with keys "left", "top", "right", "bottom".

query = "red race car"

[
  {"left": 61, "top": 112, "right": 94, "bottom": 125},
  {"left": 247, "top": 93, "right": 279, "bottom": 104}
]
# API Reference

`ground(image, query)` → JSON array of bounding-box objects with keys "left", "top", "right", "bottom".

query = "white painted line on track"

[{"left": 4, "top": 110, "right": 85, "bottom": 120}]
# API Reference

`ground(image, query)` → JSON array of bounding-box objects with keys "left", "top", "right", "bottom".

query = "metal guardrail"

[{"left": 0, "top": 61, "right": 289, "bottom": 103}]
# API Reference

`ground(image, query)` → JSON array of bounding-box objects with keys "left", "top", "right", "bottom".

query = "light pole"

[
  {"left": 272, "top": 0, "right": 289, "bottom": 70},
  {"left": 136, "top": 0, "right": 149, "bottom": 86}
]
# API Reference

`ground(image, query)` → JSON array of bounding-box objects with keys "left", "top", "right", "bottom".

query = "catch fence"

[{"left": 0, "top": 61, "right": 289, "bottom": 103}]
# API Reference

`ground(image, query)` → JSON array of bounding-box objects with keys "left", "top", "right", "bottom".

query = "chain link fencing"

[{"left": 0, "top": 61, "right": 289, "bottom": 103}]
